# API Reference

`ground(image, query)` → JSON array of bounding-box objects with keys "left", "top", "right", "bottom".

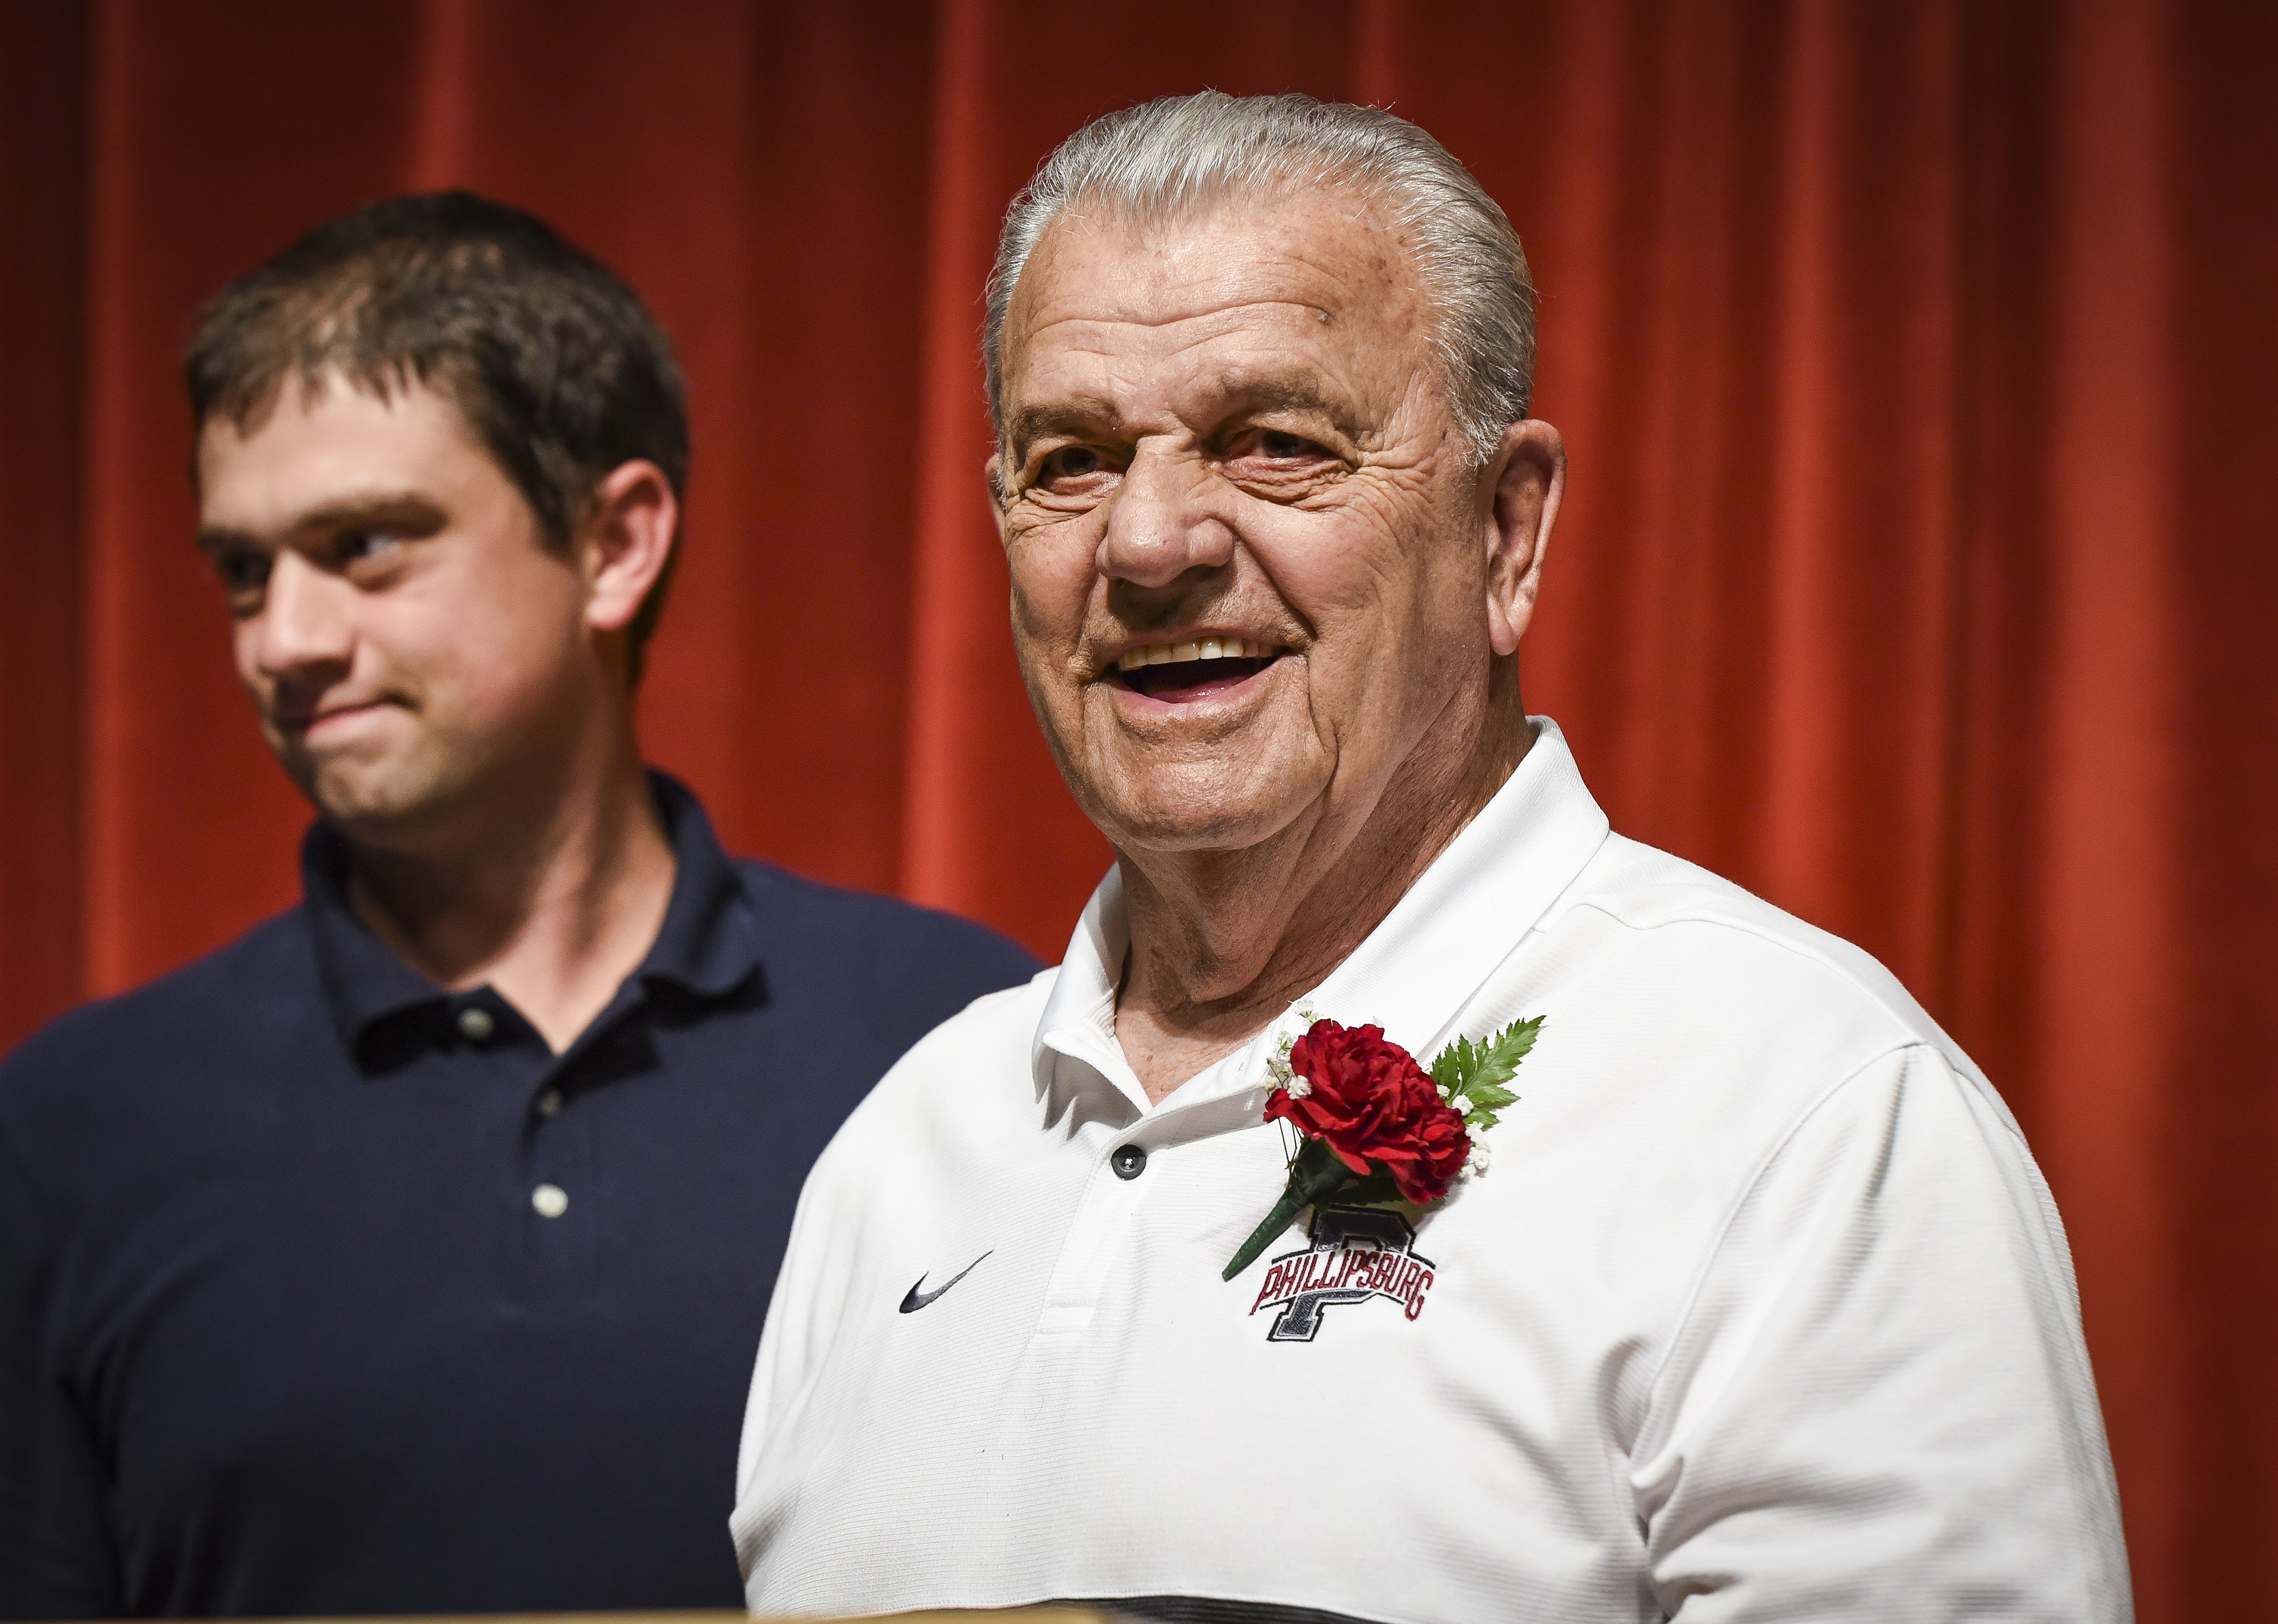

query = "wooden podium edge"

[{"left": 45, "top": 1609, "right": 1110, "bottom": 1624}]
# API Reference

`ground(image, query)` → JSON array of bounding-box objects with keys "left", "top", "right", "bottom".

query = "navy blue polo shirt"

[{"left": 0, "top": 775, "right": 1039, "bottom": 1618}]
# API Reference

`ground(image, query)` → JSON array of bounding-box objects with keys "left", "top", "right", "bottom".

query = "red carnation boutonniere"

[{"left": 1222, "top": 1008, "right": 1543, "bottom": 1280}]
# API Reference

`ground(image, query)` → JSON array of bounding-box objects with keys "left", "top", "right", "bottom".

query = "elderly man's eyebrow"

[
  {"left": 1008, "top": 376, "right": 1366, "bottom": 458},
  {"left": 1006, "top": 397, "right": 1123, "bottom": 456},
  {"left": 1205, "top": 371, "right": 1366, "bottom": 437},
  {"left": 1212, "top": 373, "right": 1329, "bottom": 411}
]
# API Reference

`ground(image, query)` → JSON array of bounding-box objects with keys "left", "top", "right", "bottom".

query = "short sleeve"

[{"left": 1634, "top": 1043, "right": 2130, "bottom": 1621}]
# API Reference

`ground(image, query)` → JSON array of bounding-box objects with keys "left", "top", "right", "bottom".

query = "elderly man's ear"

[{"left": 1483, "top": 420, "right": 1566, "bottom": 658}]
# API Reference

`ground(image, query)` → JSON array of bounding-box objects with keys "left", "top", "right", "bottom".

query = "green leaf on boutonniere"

[{"left": 1431, "top": 1016, "right": 1543, "bottom": 1124}]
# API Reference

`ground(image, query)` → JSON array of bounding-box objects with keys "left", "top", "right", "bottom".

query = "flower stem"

[{"left": 1222, "top": 1138, "right": 1356, "bottom": 1280}]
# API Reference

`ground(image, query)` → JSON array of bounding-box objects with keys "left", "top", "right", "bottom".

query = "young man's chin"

[{"left": 297, "top": 758, "right": 463, "bottom": 848}]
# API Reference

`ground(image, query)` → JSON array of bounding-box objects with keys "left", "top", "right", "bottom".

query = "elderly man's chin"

[{"left": 1060, "top": 668, "right": 1329, "bottom": 854}]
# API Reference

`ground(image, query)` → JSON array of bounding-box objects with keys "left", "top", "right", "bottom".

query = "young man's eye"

[
  {"left": 213, "top": 550, "right": 272, "bottom": 593},
  {"left": 335, "top": 529, "right": 400, "bottom": 563}
]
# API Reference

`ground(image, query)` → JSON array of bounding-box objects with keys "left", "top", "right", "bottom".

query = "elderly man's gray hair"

[{"left": 984, "top": 91, "right": 1537, "bottom": 467}]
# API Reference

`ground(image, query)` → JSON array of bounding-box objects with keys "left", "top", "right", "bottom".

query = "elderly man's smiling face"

[{"left": 993, "top": 189, "right": 1528, "bottom": 863}]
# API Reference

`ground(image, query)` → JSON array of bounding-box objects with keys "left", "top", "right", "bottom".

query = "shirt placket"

[
  {"left": 1028, "top": 1022, "right": 1270, "bottom": 1343},
  {"left": 442, "top": 986, "right": 613, "bottom": 1304}
]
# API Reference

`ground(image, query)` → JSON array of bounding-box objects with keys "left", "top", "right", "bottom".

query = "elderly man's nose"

[{"left": 1097, "top": 453, "right": 1235, "bottom": 587}]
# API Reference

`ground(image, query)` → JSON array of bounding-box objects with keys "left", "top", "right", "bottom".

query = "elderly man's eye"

[
  {"left": 1228, "top": 427, "right": 1329, "bottom": 461},
  {"left": 1224, "top": 427, "right": 1334, "bottom": 481},
  {"left": 1043, "top": 447, "right": 1099, "bottom": 479},
  {"left": 1034, "top": 445, "right": 1117, "bottom": 493}
]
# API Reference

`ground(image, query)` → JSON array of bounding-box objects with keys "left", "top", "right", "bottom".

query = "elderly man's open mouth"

[{"left": 1111, "top": 637, "right": 1284, "bottom": 703}]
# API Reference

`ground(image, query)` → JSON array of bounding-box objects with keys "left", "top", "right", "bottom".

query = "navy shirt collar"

[{"left": 302, "top": 772, "right": 762, "bottom": 1065}]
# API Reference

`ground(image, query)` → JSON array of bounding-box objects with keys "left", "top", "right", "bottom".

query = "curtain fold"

[
  {"left": 0, "top": 0, "right": 87, "bottom": 1047},
  {"left": 2, "top": 2, "right": 2270, "bottom": 1615}
]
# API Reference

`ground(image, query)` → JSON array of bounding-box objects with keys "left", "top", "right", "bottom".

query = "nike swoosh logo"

[{"left": 899, "top": 1250, "right": 992, "bottom": 1313}]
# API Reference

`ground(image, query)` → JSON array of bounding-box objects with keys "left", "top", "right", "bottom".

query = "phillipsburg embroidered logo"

[{"left": 1248, "top": 1204, "right": 1435, "bottom": 1341}]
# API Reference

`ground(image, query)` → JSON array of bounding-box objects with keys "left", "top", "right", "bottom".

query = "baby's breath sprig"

[{"left": 1265, "top": 999, "right": 1320, "bottom": 1099}]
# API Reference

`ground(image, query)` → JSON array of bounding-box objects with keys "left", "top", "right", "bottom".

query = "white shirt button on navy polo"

[
  {"left": 1110, "top": 1144, "right": 1147, "bottom": 1179},
  {"left": 456, "top": 1006, "right": 495, "bottom": 1042},
  {"left": 534, "top": 1089, "right": 564, "bottom": 1120},
  {"left": 531, "top": 1183, "right": 569, "bottom": 1219}
]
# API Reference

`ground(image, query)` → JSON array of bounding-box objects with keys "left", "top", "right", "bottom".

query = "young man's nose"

[{"left": 249, "top": 550, "right": 355, "bottom": 677}]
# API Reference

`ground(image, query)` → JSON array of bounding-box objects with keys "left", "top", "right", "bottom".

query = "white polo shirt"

[{"left": 733, "top": 720, "right": 2129, "bottom": 1623}]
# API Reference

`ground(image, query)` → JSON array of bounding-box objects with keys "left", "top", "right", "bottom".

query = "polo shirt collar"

[
  {"left": 1032, "top": 717, "right": 1612, "bottom": 1117},
  {"left": 637, "top": 773, "right": 768, "bottom": 1001},
  {"left": 304, "top": 770, "right": 761, "bottom": 1062}
]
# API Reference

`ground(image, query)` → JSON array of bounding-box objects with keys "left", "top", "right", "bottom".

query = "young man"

[{"left": 0, "top": 193, "right": 1036, "bottom": 1617}]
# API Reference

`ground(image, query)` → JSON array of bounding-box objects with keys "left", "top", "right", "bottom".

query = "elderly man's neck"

[{"left": 1113, "top": 706, "right": 1534, "bottom": 1105}]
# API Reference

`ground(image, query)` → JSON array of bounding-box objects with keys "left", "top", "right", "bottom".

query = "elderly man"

[{"left": 732, "top": 94, "right": 2128, "bottom": 1621}]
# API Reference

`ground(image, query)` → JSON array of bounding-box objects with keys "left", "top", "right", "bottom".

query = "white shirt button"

[
  {"left": 531, "top": 1183, "right": 569, "bottom": 1219},
  {"left": 457, "top": 1007, "right": 495, "bottom": 1042},
  {"left": 534, "top": 1089, "right": 564, "bottom": 1120}
]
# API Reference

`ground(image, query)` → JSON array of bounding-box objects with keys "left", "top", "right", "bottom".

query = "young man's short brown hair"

[{"left": 186, "top": 191, "right": 689, "bottom": 678}]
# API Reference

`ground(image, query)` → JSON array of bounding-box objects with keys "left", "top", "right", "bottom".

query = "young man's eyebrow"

[
  {"left": 194, "top": 490, "right": 446, "bottom": 553},
  {"left": 193, "top": 524, "right": 255, "bottom": 556}
]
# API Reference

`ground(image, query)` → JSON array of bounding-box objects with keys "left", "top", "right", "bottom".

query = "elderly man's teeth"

[{"left": 1114, "top": 638, "right": 1276, "bottom": 672}]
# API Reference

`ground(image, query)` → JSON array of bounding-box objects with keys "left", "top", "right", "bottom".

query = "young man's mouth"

[{"left": 1111, "top": 637, "right": 1285, "bottom": 702}]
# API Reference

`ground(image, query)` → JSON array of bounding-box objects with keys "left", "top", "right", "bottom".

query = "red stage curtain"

[{"left": 1, "top": 2, "right": 2271, "bottom": 1616}]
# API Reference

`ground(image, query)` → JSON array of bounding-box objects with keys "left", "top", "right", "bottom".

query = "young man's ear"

[{"left": 582, "top": 460, "right": 678, "bottom": 635}]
